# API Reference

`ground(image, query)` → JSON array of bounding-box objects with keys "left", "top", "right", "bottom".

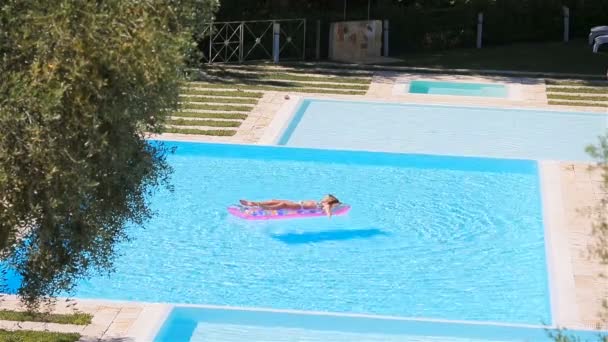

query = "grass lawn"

[
  {"left": 0, "top": 330, "right": 80, "bottom": 342},
  {"left": 390, "top": 39, "right": 607, "bottom": 76},
  {"left": 0, "top": 310, "right": 92, "bottom": 325},
  {"left": 164, "top": 127, "right": 237, "bottom": 136}
]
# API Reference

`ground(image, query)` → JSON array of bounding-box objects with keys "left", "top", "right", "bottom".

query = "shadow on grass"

[{"left": 272, "top": 228, "right": 388, "bottom": 244}]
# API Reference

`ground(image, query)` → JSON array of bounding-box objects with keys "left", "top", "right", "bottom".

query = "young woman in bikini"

[{"left": 239, "top": 194, "right": 341, "bottom": 218}]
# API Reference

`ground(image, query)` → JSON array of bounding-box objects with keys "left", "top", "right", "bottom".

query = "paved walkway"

[{"left": 559, "top": 163, "right": 608, "bottom": 329}]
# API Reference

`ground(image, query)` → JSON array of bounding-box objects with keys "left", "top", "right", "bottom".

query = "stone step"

[
  {"left": 165, "top": 124, "right": 239, "bottom": 131},
  {"left": 174, "top": 108, "right": 251, "bottom": 114},
  {"left": 169, "top": 116, "right": 244, "bottom": 121},
  {"left": 180, "top": 101, "right": 257, "bottom": 108},
  {"left": 547, "top": 98, "right": 608, "bottom": 104},
  {"left": 179, "top": 94, "right": 260, "bottom": 101}
]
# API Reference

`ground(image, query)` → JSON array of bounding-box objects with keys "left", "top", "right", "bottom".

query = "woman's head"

[{"left": 322, "top": 194, "right": 340, "bottom": 205}]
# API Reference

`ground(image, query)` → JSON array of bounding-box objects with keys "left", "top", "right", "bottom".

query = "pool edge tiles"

[
  {"left": 150, "top": 139, "right": 539, "bottom": 175},
  {"left": 153, "top": 306, "right": 606, "bottom": 342}
]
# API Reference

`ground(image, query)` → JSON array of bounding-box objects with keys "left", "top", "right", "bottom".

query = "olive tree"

[{"left": 0, "top": 0, "right": 218, "bottom": 307}]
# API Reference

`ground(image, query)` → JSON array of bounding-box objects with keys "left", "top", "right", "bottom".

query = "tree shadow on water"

[{"left": 271, "top": 228, "right": 389, "bottom": 245}]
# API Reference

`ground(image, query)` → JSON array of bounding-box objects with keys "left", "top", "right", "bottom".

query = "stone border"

[
  {"left": 539, "top": 161, "right": 582, "bottom": 328},
  {"left": 258, "top": 95, "right": 303, "bottom": 145}
]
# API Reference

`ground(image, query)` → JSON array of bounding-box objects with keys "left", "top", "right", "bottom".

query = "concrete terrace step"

[
  {"left": 175, "top": 108, "right": 251, "bottom": 114},
  {"left": 179, "top": 94, "right": 261, "bottom": 101},
  {"left": 548, "top": 99, "right": 608, "bottom": 108},
  {"left": 165, "top": 124, "right": 239, "bottom": 131},
  {"left": 180, "top": 101, "right": 256, "bottom": 107},
  {"left": 181, "top": 86, "right": 265, "bottom": 94},
  {"left": 546, "top": 90, "right": 608, "bottom": 95},
  {"left": 546, "top": 84, "right": 608, "bottom": 89},
  {"left": 169, "top": 116, "right": 245, "bottom": 121},
  {"left": 547, "top": 97, "right": 608, "bottom": 105},
  {"left": 545, "top": 80, "right": 608, "bottom": 87},
  {"left": 546, "top": 93, "right": 608, "bottom": 101}
]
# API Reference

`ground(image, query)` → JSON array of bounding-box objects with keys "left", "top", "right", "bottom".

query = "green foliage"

[
  {"left": 586, "top": 135, "right": 608, "bottom": 266},
  {"left": 548, "top": 327, "right": 608, "bottom": 342},
  {"left": 391, "top": 40, "right": 607, "bottom": 76},
  {"left": 0, "top": 330, "right": 80, "bottom": 342},
  {"left": 0, "top": 0, "right": 217, "bottom": 307},
  {"left": 0, "top": 310, "right": 92, "bottom": 325}
]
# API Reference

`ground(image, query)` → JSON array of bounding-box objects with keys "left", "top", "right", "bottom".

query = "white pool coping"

[{"left": 539, "top": 161, "right": 581, "bottom": 327}]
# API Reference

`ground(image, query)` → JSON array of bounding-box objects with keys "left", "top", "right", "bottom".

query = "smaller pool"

[
  {"left": 408, "top": 80, "right": 508, "bottom": 98},
  {"left": 154, "top": 306, "right": 606, "bottom": 342}
]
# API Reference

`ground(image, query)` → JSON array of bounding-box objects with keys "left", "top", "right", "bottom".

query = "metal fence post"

[
  {"left": 208, "top": 23, "right": 213, "bottom": 64},
  {"left": 562, "top": 6, "right": 570, "bottom": 43},
  {"left": 476, "top": 12, "right": 483, "bottom": 49},
  {"left": 239, "top": 22, "right": 244, "bottom": 62},
  {"left": 315, "top": 20, "right": 321, "bottom": 60},
  {"left": 273, "top": 22, "right": 280, "bottom": 63},
  {"left": 383, "top": 20, "right": 389, "bottom": 57}
]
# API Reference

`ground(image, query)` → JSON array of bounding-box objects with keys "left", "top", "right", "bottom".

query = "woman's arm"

[{"left": 323, "top": 203, "right": 333, "bottom": 218}]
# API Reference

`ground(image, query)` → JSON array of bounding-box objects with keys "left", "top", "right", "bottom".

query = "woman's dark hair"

[{"left": 326, "top": 194, "right": 340, "bottom": 205}]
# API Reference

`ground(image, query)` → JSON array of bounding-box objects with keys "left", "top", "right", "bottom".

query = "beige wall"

[{"left": 329, "top": 20, "right": 383, "bottom": 62}]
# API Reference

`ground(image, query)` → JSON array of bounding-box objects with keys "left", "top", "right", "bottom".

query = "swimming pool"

[
  {"left": 65, "top": 141, "right": 549, "bottom": 325},
  {"left": 408, "top": 80, "right": 508, "bottom": 98},
  {"left": 277, "top": 99, "right": 607, "bottom": 161},
  {"left": 154, "top": 306, "right": 601, "bottom": 342}
]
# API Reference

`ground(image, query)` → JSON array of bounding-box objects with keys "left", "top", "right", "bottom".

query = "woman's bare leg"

[{"left": 240, "top": 199, "right": 284, "bottom": 207}]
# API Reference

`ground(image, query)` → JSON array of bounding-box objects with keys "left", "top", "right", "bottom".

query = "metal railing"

[{"left": 200, "top": 19, "right": 306, "bottom": 64}]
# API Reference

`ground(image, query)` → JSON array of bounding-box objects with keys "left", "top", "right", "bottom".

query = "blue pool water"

[
  {"left": 408, "top": 80, "right": 508, "bottom": 98},
  {"left": 278, "top": 99, "right": 607, "bottom": 161},
  {"left": 154, "top": 307, "right": 603, "bottom": 342},
  {"left": 66, "top": 142, "right": 549, "bottom": 324}
]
